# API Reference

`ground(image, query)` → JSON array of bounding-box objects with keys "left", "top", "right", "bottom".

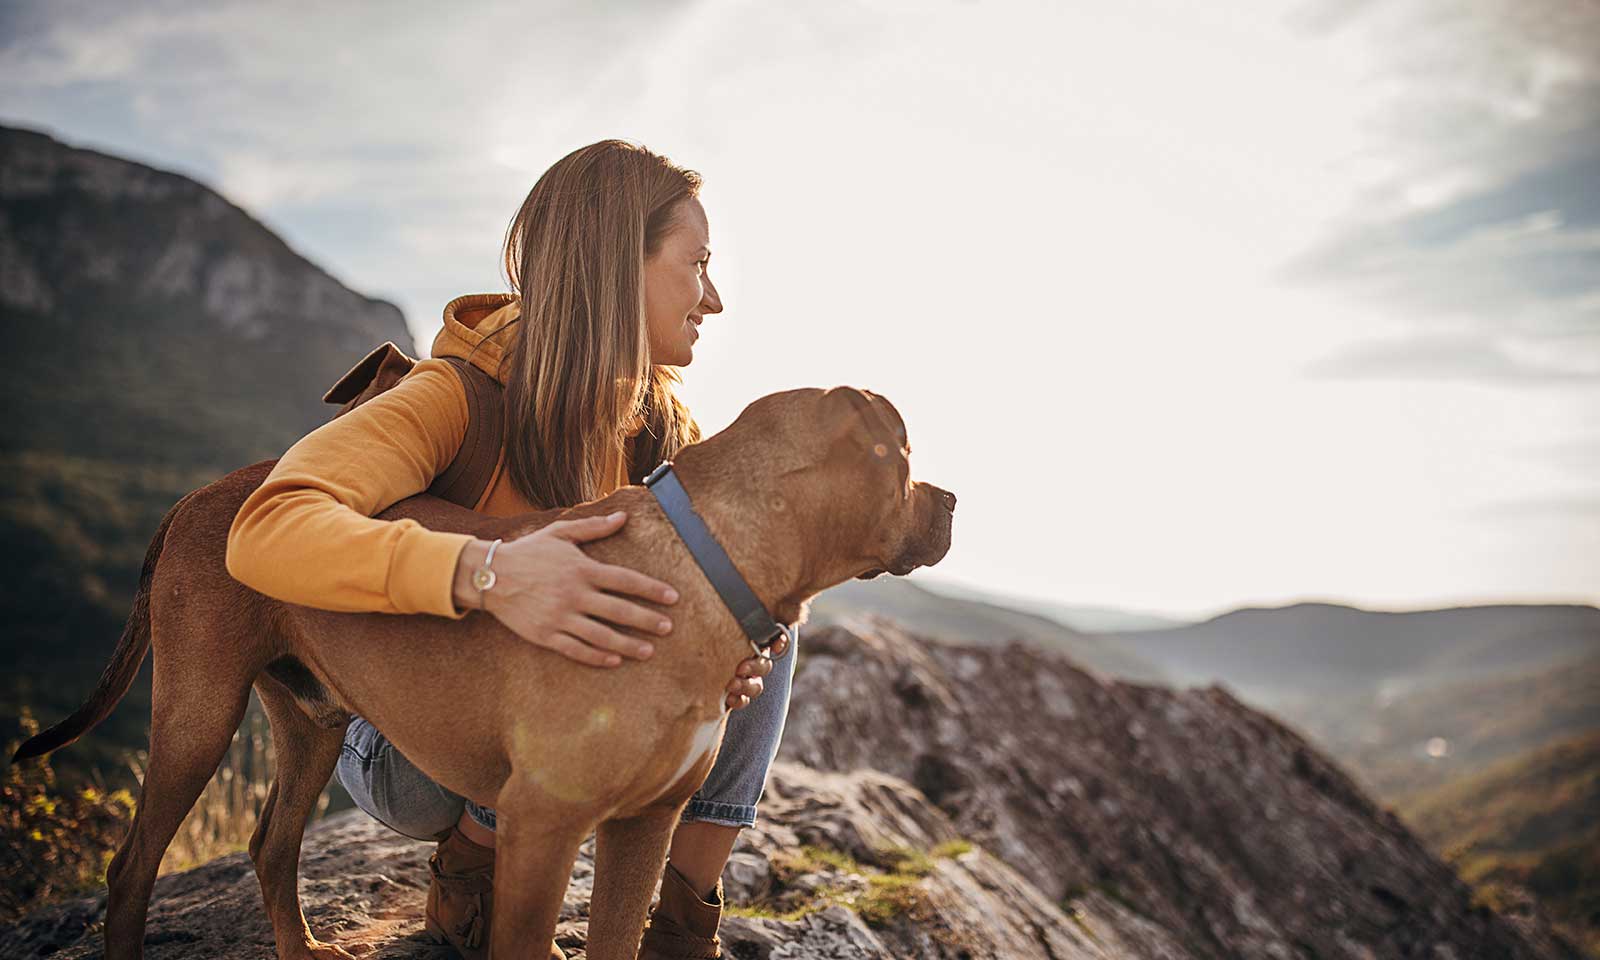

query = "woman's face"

[{"left": 644, "top": 197, "right": 721, "bottom": 367}]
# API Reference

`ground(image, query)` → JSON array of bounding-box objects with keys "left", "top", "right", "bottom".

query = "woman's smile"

[{"left": 643, "top": 196, "right": 719, "bottom": 366}]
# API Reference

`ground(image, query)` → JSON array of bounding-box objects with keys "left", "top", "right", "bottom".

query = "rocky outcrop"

[
  {"left": 780, "top": 616, "right": 1582, "bottom": 959},
  {"left": 2, "top": 765, "right": 1150, "bottom": 959},
  {"left": 2, "top": 620, "right": 1584, "bottom": 958}
]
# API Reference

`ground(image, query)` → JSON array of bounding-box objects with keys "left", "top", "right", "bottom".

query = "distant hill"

[
  {"left": 1300, "top": 654, "right": 1600, "bottom": 954},
  {"left": 810, "top": 576, "right": 1168, "bottom": 682},
  {"left": 1401, "top": 730, "right": 1600, "bottom": 868},
  {"left": 1106, "top": 601, "right": 1600, "bottom": 708},
  {"left": 1399, "top": 731, "right": 1600, "bottom": 957},
  {"left": 905, "top": 576, "right": 1192, "bottom": 633},
  {"left": 1317, "top": 652, "right": 1600, "bottom": 800},
  {"left": 0, "top": 124, "right": 414, "bottom": 779}
]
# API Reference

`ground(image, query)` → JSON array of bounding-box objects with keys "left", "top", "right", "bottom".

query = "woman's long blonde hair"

[{"left": 496, "top": 139, "right": 705, "bottom": 510}]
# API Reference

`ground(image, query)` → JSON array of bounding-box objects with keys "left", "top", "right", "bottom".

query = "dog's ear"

[
  {"left": 825, "top": 386, "right": 905, "bottom": 451},
  {"left": 822, "top": 386, "right": 912, "bottom": 502},
  {"left": 821, "top": 386, "right": 875, "bottom": 449},
  {"left": 825, "top": 385, "right": 878, "bottom": 429}
]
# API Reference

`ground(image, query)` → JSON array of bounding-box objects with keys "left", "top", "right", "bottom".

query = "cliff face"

[
  {"left": 2, "top": 621, "right": 1582, "bottom": 959},
  {"left": 0, "top": 123, "right": 414, "bottom": 469},
  {"left": 0, "top": 123, "right": 417, "bottom": 782}
]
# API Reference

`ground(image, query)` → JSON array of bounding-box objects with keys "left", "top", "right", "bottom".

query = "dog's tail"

[{"left": 12, "top": 488, "right": 198, "bottom": 763}]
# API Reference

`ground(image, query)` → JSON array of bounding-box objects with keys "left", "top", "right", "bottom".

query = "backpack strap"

[{"left": 427, "top": 357, "right": 505, "bottom": 509}]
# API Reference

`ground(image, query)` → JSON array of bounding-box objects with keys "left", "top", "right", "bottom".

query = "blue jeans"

[{"left": 335, "top": 627, "right": 797, "bottom": 840}]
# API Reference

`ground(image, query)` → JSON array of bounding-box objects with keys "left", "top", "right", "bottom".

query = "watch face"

[{"left": 472, "top": 568, "right": 497, "bottom": 592}]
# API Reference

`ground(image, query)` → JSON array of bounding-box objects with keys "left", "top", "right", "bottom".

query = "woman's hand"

[
  {"left": 452, "top": 511, "right": 787, "bottom": 711},
  {"left": 723, "top": 629, "right": 789, "bottom": 710},
  {"left": 454, "top": 511, "right": 677, "bottom": 666}
]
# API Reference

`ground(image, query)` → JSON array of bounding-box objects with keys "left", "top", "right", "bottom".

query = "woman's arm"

[
  {"left": 225, "top": 358, "right": 476, "bottom": 619},
  {"left": 225, "top": 357, "right": 780, "bottom": 705}
]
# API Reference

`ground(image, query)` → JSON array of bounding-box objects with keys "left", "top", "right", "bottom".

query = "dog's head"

[
  {"left": 817, "top": 385, "right": 956, "bottom": 580},
  {"left": 696, "top": 385, "right": 955, "bottom": 590}
]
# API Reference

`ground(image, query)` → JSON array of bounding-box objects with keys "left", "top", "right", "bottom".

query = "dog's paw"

[{"left": 296, "top": 939, "right": 360, "bottom": 960}]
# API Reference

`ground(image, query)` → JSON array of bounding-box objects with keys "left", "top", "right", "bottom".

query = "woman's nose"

[{"left": 701, "top": 275, "right": 723, "bottom": 315}]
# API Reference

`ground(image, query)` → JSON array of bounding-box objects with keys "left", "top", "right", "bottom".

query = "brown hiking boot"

[
  {"left": 423, "top": 825, "right": 566, "bottom": 960},
  {"left": 637, "top": 861, "right": 723, "bottom": 959}
]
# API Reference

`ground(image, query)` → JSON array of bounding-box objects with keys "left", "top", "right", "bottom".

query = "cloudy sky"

[{"left": 2, "top": 0, "right": 1595, "bottom": 621}]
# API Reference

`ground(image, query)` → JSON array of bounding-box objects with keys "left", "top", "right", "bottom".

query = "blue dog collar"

[{"left": 643, "top": 460, "right": 794, "bottom": 659}]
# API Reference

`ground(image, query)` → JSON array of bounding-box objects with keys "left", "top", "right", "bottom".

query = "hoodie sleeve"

[{"left": 225, "top": 357, "right": 477, "bottom": 619}]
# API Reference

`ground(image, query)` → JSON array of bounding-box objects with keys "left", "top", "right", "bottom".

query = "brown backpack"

[{"left": 320, "top": 341, "right": 505, "bottom": 509}]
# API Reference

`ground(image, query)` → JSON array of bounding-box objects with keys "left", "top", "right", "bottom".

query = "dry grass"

[
  {"left": 1, "top": 708, "right": 134, "bottom": 920},
  {"left": 3, "top": 701, "right": 332, "bottom": 919},
  {"left": 130, "top": 707, "right": 332, "bottom": 876}
]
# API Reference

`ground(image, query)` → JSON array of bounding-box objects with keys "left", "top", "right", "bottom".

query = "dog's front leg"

[
  {"left": 488, "top": 789, "right": 589, "bottom": 960},
  {"left": 586, "top": 806, "right": 683, "bottom": 960}
]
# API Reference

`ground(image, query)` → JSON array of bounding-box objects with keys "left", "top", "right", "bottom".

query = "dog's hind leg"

[
  {"left": 585, "top": 805, "right": 684, "bottom": 960},
  {"left": 102, "top": 661, "right": 251, "bottom": 960},
  {"left": 250, "top": 674, "right": 352, "bottom": 960}
]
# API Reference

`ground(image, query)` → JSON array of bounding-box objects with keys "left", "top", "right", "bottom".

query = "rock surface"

[
  {"left": 3, "top": 620, "right": 1586, "bottom": 958},
  {"left": 2, "top": 766, "right": 1124, "bottom": 960},
  {"left": 779, "top": 617, "right": 1583, "bottom": 960}
]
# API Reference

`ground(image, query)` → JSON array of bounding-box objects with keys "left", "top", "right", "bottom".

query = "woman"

[{"left": 225, "top": 139, "right": 794, "bottom": 960}]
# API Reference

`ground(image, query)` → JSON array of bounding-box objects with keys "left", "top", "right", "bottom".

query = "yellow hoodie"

[{"left": 225, "top": 293, "right": 642, "bottom": 619}]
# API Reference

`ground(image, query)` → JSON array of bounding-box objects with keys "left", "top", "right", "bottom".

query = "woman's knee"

[{"left": 337, "top": 717, "right": 466, "bottom": 841}]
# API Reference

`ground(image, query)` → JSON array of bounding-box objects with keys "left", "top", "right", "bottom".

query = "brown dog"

[{"left": 15, "top": 385, "right": 955, "bottom": 960}]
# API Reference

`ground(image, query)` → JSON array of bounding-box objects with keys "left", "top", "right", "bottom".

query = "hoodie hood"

[
  {"left": 433, "top": 291, "right": 648, "bottom": 439},
  {"left": 432, "top": 293, "right": 520, "bottom": 385}
]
